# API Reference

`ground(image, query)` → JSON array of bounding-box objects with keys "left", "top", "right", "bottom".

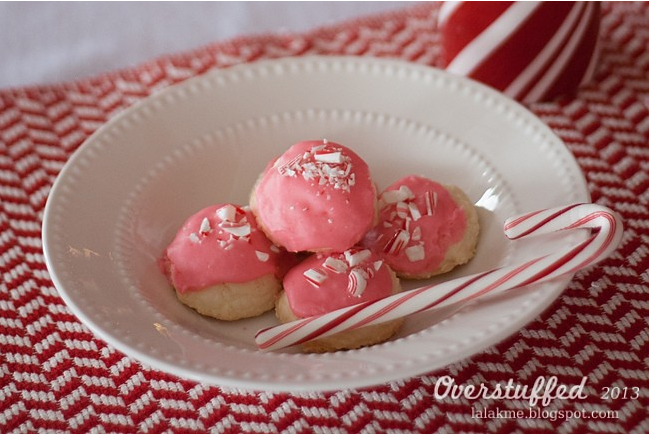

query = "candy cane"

[{"left": 255, "top": 203, "right": 623, "bottom": 351}]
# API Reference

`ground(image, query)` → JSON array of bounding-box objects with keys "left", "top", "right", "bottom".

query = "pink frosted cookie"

[
  {"left": 275, "top": 248, "right": 403, "bottom": 353},
  {"left": 160, "top": 203, "right": 293, "bottom": 321},
  {"left": 250, "top": 139, "right": 377, "bottom": 253},
  {"left": 362, "top": 175, "right": 479, "bottom": 279}
]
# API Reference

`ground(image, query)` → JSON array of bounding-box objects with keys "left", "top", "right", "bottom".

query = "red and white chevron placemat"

[{"left": 1, "top": 2, "right": 648, "bottom": 433}]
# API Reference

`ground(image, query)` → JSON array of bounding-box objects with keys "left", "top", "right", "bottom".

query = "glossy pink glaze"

[
  {"left": 283, "top": 249, "right": 394, "bottom": 318},
  {"left": 253, "top": 140, "right": 376, "bottom": 252},
  {"left": 361, "top": 175, "right": 467, "bottom": 276},
  {"left": 161, "top": 204, "right": 290, "bottom": 293}
]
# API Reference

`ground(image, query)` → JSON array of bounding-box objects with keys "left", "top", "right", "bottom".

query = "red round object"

[{"left": 438, "top": 1, "right": 601, "bottom": 102}]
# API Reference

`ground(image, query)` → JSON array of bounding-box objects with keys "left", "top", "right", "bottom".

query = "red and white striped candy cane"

[{"left": 255, "top": 203, "right": 623, "bottom": 351}]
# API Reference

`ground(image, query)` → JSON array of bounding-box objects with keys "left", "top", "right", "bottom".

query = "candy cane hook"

[{"left": 255, "top": 203, "right": 623, "bottom": 351}]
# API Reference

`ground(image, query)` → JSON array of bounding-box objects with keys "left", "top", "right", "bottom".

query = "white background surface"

[{"left": 0, "top": 1, "right": 416, "bottom": 90}]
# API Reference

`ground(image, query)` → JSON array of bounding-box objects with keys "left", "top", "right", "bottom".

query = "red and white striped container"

[{"left": 438, "top": 1, "right": 601, "bottom": 103}]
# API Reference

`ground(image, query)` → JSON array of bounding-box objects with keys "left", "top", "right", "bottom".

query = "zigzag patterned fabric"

[{"left": 1, "top": 2, "right": 648, "bottom": 433}]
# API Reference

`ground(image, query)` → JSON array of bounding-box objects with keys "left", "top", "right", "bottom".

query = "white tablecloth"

[{"left": 0, "top": 1, "right": 415, "bottom": 89}]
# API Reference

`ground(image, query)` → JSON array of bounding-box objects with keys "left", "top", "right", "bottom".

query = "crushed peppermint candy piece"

[
  {"left": 304, "top": 268, "right": 328, "bottom": 287},
  {"left": 424, "top": 191, "right": 438, "bottom": 216},
  {"left": 277, "top": 154, "right": 302, "bottom": 176},
  {"left": 405, "top": 244, "right": 426, "bottom": 262},
  {"left": 395, "top": 201, "right": 409, "bottom": 219},
  {"left": 376, "top": 184, "right": 440, "bottom": 262},
  {"left": 381, "top": 185, "right": 415, "bottom": 204},
  {"left": 255, "top": 251, "right": 270, "bottom": 262},
  {"left": 408, "top": 202, "right": 422, "bottom": 221},
  {"left": 314, "top": 150, "right": 343, "bottom": 164},
  {"left": 189, "top": 233, "right": 200, "bottom": 244},
  {"left": 304, "top": 250, "right": 385, "bottom": 299},
  {"left": 199, "top": 217, "right": 211, "bottom": 234},
  {"left": 323, "top": 257, "right": 348, "bottom": 273},
  {"left": 347, "top": 269, "right": 368, "bottom": 297},
  {"left": 216, "top": 204, "right": 237, "bottom": 222},
  {"left": 384, "top": 229, "right": 410, "bottom": 255},
  {"left": 344, "top": 249, "right": 372, "bottom": 267},
  {"left": 276, "top": 143, "right": 355, "bottom": 192},
  {"left": 411, "top": 226, "right": 422, "bottom": 241},
  {"left": 221, "top": 223, "right": 251, "bottom": 237}
]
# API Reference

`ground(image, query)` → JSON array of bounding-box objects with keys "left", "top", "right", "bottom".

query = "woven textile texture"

[{"left": 1, "top": 2, "right": 648, "bottom": 433}]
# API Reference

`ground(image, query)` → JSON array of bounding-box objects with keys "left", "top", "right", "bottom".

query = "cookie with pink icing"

[
  {"left": 361, "top": 175, "right": 479, "bottom": 279},
  {"left": 160, "top": 203, "right": 294, "bottom": 321},
  {"left": 250, "top": 139, "right": 377, "bottom": 253},
  {"left": 275, "top": 248, "right": 403, "bottom": 352}
]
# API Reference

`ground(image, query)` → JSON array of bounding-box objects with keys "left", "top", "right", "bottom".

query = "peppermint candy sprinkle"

[
  {"left": 277, "top": 141, "right": 356, "bottom": 192},
  {"left": 384, "top": 229, "right": 410, "bottom": 255},
  {"left": 216, "top": 204, "right": 237, "bottom": 222},
  {"left": 381, "top": 187, "right": 440, "bottom": 262},
  {"left": 344, "top": 249, "right": 371, "bottom": 267},
  {"left": 347, "top": 269, "right": 367, "bottom": 297},
  {"left": 322, "top": 257, "right": 348, "bottom": 273},
  {"left": 381, "top": 185, "right": 415, "bottom": 205},
  {"left": 199, "top": 217, "right": 211, "bottom": 234},
  {"left": 303, "top": 268, "right": 328, "bottom": 287},
  {"left": 405, "top": 244, "right": 425, "bottom": 262},
  {"left": 303, "top": 249, "right": 378, "bottom": 298},
  {"left": 255, "top": 251, "right": 270, "bottom": 262},
  {"left": 189, "top": 204, "right": 253, "bottom": 247}
]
